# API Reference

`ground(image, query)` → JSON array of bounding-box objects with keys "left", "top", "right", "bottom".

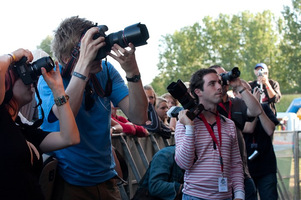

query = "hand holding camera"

[
  {"left": 220, "top": 67, "right": 240, "bottom": 86},
  {"left": 77, "top": 27, "right": 106, "bottom": 75},
  {"left": 13, "top": 56, "right": 54, "bottom": 85},
  {"left": 167, "top": 79, "right": 204, "bottom": 120},
  {"left": 109, "top": 43, "right": 139, "bottom": 75},
  {"left": 40, "top": 61, "right": 65, "bottom": 97},
  {"left": 93, "top": 23, "right": 149, "bottom": 75},
  {"left": 178, "top": 109, "right": 195, "bottom": 126},
  {"left": 10, "top": 49, "right": 33, "bottom": 65},
  {"left": 256, "top": 68, "right": 269, "bottom": 85},
  {"left": 93, "top": 23, "right": 149, "bottom": 60}
]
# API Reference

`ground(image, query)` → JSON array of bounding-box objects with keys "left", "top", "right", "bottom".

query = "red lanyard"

[
  {"left": 199, "top": 113, "right": 224, "bottom": 174},
  {"left": 218, "top": 100, "right": 232, "bottom": 119}
]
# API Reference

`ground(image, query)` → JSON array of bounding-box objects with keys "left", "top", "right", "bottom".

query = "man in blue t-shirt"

[{"left": 37, "top": 16, "right": 148, "bottom": 199}]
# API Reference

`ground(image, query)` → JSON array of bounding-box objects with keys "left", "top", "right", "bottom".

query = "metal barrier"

[
  {"left": 112, "top": 130, "right": 301, "bottom": 200},
  {"left": 273, "top": 130, "right": 300, "bottom": 200},
  {"left": 112, "top": 132, "right": 175, "bottom": 199}
]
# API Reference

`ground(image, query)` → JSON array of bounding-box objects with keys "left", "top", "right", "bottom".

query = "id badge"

[{"left": 218, "top": 177, "right": 228, "bottom": 192}]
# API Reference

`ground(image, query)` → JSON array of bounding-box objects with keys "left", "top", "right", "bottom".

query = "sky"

[{"left": 0, "top": 0, "right": 292, "bottom": 84}]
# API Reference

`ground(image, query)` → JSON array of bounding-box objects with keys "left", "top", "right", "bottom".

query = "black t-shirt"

[
  {"left": 249, "top": 79, "right": 281, "bottom": 116},
  {"left": 218, "top": 97, "right": 253, "bottom": 131},
  {"left": 0, "top": 105, "right": 49, "bottom": 200},
  {"left": 243, "top": 104, "right": 279, "bottom": 178}
]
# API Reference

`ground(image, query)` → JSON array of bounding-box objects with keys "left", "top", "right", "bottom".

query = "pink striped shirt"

[{"left": 175, "top": 115, "right": 244, "bottom": 200}]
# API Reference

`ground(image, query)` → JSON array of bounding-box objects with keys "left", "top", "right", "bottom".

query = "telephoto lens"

[{"left": 94, "top": 23, "right": 149, "bottom": 60}]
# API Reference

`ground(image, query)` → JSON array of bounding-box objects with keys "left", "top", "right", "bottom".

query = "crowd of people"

[{"left": 1, "top": 15, "right": 282, "bottom": 200}]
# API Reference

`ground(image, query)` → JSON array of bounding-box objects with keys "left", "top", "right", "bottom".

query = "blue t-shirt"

[{"left": 36, "top": 61, "right": 128, "bottom": 186}]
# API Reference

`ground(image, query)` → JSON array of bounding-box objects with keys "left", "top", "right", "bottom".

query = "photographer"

[
  {"left": 37, "top": 16, "right": 148, "bottom": 199},
  {"left": 210, "top": 65, "right": 262, "bottom": 200},
  {"left": 249, "top": 63, "right": 281, "bottom": 116},
  {"left": 175, "top": 68, "right": 244, "bottom": 200},
  {"left": 0, "top": 48, "right": 80, "bottom": 200},
  {"left": 234, "top": 80, "right": 279, "bottom": 200}
]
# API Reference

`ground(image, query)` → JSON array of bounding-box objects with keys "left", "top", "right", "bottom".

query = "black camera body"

[
  {"left": 93, "top": 23, "right": 149, "bottom": 60},
  {"left": 167, "top": 79, "right": 204, "bottom": 120},
  {"left": 13, "top": 56, "right": 54, "bottom": 85},
  {"left": 220, "top": 67, "right": 240, "bottom": 86}
]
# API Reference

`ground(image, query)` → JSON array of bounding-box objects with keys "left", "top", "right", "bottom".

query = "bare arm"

[
  {"left": 51, "top": 27, "right": 106, "bottom": 118},
  {"left": 0, "top": 55, "right": 12, "bottom": 104},
  {"left": 260, "top": 75, "right": 281, "bottom": 102},
  {"left": 111, "top": 117, "right": 123, "bottom": 134},
  {"left": 231, "top": 78, "right": 262, "bottom": 117},
  {"left": 243, "top": 119, "right": 258, "bottom": 134},
  {"left": 0, "top": 49, "right": 33, "bottom": 104},
  {"left": 257, "top": 109, "right": 276, "bottom": 136},
  {"left": 39, "top": 64, "right": 80, "bottom": 152},
  {"left": 110, "top": 43, "right": 148, "bottom": 125}
]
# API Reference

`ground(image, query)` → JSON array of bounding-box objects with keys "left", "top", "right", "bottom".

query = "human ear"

[{"left": 194, "top": 88, "right": 202, "bottom": 97}]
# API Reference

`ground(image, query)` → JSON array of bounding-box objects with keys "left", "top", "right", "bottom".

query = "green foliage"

[
  {"left": 277, "top": 0, "right": 301, "bottom": 93},
  {"left": 276, "top": 93, "right": 301, "bottom": 112},
  {"left": 153, "top": 4, "right": 301, "bottom": 95},
  {"left": 37, "top": 35, "right": 53, "bottom": 59}
]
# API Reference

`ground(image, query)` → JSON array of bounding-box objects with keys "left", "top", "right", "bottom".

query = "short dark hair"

[
  {"left": 190, "top": 68, "right": 217, "bottom": 101},
  {"left": 209, "top": 65, "right": 222, "bottom": 70}
]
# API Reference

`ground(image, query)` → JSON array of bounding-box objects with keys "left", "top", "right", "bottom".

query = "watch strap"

[
  {"left": 54, "top": 95, "right": 70, "bottom": 106},
  {"left": 126, "top": 74, "right": 141, "bottom": 82}
]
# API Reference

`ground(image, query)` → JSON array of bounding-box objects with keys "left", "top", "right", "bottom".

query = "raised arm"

[
  {"left": 109, "top": 43, "right": 148, "bottom": 125},
  {"left": 39, "top": 63, "right": 80, "bottom": 152},
  {"left": 51, "top": 27, "right": 105, "bottom": 118},
  {"left": 0, "top": 49, "right": 33, "bottom": 104},
  {"left": 231, "top": 78, "right": 262, "bottom": 117}
]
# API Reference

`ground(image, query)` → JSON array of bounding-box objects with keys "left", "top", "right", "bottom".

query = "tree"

[
  {"left": 278, "top": 0, "right": 301, "bottom": 93},
  {"left": 155, "top": 11, "right": 282, "bottom": 94},
  {"left": 37, "top": 35, "right": 53, "bottom": 58}
]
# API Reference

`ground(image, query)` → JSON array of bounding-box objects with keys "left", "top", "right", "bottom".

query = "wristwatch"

[
  {"left": 112, "top": 126, "right": 117, "bottom": 133},
  {"left": 54, "top": 95, "right": 69, "bottom": 106},
  {"left": 126, "top": 74, "right": 141, "bottom": 82}
]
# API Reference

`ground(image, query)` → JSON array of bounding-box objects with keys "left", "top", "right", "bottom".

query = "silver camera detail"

[
  {"left": 257, "top": 68, "right": 268, "bottom": 77},
  {"left": 248, "top": 150, "right": 259, "bottom": 161}
]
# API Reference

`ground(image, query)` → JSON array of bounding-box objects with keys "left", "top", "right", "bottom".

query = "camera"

[
  {"left": 251, "top": 86, "right": 263, "bottom": 94},
  {"left": 167, "top": 106, "right": 184, "bottom": 118},
  {"left": 93, "top": 23, "right": 149, "bottom": 60},
  {"left": 257, "top": 68, "right": 268, "bottom": 77},
  {"left": 13, "top": 56, "right": 55, "bottom": 85},
  {"left": 167, "top": 79, "right": 204, "bottom": 120},
  {"left": 220, "top": 67, "right": 240, "bottom": 86}
]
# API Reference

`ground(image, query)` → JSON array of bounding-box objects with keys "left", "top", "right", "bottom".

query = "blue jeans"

[
  {"left": 245, "top": 177, "right": 258, "bottom": 200},
  {"left": 182, "top": 193, "right": 231, "bottom": 200},
  {"left": 253, "top": 173, "right": 278, "bottom": 200}
]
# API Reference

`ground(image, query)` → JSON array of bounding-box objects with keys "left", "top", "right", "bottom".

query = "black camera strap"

[
  {"left": 61, "top": 42, "right": 81, "bottom": 79},
  {"left": 90, "top": 63, "right": 112, "bottom": 98},
  {"left": 31, "top": 83, "right": 44, "bottom": 128},
  {"left": 61, "top": 26, "right": 92, "bottom": 79}
]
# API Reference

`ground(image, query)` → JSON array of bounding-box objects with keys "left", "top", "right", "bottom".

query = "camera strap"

[
  {"left": 218, "top": 100, "right": 232, "bottom": 119},
  {"left": 90, "top": 68, "right": 112, "bottom": 97},
  {"left": 61, "top": 27, "right": 90, "bottom": 79},
  {"left": 61, "top": 43, "right": 81, "bottom": 79}
]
